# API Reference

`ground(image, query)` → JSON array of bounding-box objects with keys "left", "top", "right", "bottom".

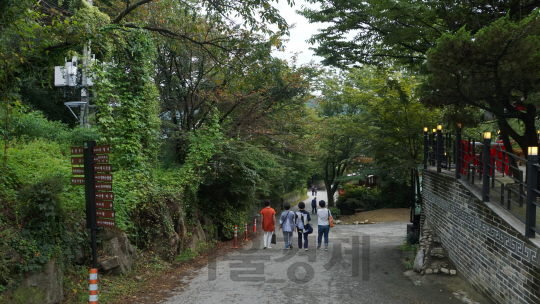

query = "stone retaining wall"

[{"left": 422, "top": 170, "right": 540, "bottom": 304}]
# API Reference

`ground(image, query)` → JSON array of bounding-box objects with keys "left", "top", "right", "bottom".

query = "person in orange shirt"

[{"left": 260, "top": 199, "right": 276, "bottom": 249}]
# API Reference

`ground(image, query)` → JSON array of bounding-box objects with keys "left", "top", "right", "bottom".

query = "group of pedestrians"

[{"left": 259, "top": 198, "right": 332, "bottom": 251}]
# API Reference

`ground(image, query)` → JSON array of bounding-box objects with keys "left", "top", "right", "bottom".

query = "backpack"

[{"left": 296, "top": 211, "right": 305, "bottom": 230}]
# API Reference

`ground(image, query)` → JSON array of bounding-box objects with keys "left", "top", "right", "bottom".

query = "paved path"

[{"left": 163, "top": 191, "right": 489, "bottom": 304}]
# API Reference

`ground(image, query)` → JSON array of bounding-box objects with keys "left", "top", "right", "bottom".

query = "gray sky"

[{"left": 271, "top": 1, "right": 326, "bottom": 66}]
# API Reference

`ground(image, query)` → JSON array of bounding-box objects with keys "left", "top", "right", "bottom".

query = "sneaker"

[
  {"left": 263, "top": 246, "right": 267, "bottom": 249},
  {"left": 317, "top": 245, "right": 321, "bottom": 249},
  {"left": 324, "top": 246, "right": 328, "bottom": 251},
  {"left": 285, "top": 246, "right": 290, "bottom": 250},
  {"left": 289, "top": 243, "right": 293, "bottom": 249},
  {"left": 305, "top": 248, "right": 308, "bottom": 251},
  {"left": 268, "top": 246, "right": 272, "bottom": 249}
]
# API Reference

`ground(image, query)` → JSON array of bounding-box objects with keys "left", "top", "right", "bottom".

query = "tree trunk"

[{"left": 324, "top": 179, "right": 339, "bottom": 208}]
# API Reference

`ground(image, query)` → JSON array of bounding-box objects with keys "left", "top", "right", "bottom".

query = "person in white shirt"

[
  {"left": 279, "top": 203, "right": 296, "bottom": 249},
  {"left": 317, "top": 200, "right": 331, "bottom": 251}
]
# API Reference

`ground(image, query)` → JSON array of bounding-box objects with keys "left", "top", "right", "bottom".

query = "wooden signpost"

[{"left": 71, "top": 141, "right": 114, "bottom": 269}]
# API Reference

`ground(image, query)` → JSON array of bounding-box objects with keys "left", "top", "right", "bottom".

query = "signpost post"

[{"left": 71, "top": 141, "right": 113, "bottom": 270}]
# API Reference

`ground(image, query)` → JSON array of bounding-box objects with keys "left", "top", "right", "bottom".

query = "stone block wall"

[{"left": 422, "top": 170, "right": 540, "bottom": 304}]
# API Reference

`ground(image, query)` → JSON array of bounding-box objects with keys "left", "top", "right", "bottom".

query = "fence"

[{"left": 423, "top": 127, "right": 540, "bottom": 238}]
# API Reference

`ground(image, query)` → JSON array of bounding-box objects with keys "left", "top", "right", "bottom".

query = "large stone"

[
  {"left": 7, "top": 258, "right": 63, "bottom": 304},
  {"left": 413, "top": 250, "right": 424, "bottom": 273},
  {"left": 187, "top": 221, "right": 208, "bottom": 252},
  {"left": 99, "top": 230, "right": 138, "bottom": 275},
  {"left": 100, "top": 257, "right": 120, "bottom": 271},
  {"left": 430, "top": 247, "right": 445, "bottom": 258}
]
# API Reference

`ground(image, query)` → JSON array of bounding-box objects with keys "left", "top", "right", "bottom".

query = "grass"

[
  {"left": 398, "top": 240, "right": 420, "bottom": 270},
  {"left": 63, "top": 241, "right": 218, "bottom": 303}
]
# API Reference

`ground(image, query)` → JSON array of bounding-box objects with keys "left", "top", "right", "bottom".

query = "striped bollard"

[
  {"left": 232, "top": 225, "right": 238, "bottom": 248},
  {"left": 89, "top": 268, "right": 98, "bottom": 304},
  {"left": 254, "top": 218, "right": 257, "bottom": 233},
  {"left": 244, "top": 222, "right": 248, "bottom": 241}
]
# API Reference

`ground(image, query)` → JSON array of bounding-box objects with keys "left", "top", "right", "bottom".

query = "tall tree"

[
  {"left": 421, "top": 13, "right": 540, "bottom": 158},
  {"left": 299, "top": 0, "right": 539, "bottom": 69}
]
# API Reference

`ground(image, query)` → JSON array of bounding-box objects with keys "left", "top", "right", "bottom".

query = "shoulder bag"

[{"left": 328, "top": 209, "right": 334, "bottom": 228}]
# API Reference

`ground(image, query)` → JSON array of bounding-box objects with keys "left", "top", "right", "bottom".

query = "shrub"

[{"left": 329, "top": 207, "right": 341, "bottom": 216}]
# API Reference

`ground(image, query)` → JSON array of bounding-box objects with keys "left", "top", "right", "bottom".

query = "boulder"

[
  {"left": 7, "top": 258, "right": 63, "bottom": 304},
  {"left": 99, "top": 230, "right": 138, "bottom": 275},
  {"left": 430, "top": 247, "right": 445, "bottom": 258},
  {"left": 187, "top": 220, "right": 207, "bottom": 252},
  {"left": 413, "top": 250, "right": 424, "bottom": 273}
]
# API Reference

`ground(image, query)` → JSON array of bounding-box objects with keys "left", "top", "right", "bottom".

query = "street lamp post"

[
  {"left": 482, "top": 132, "right": 491, "bottom": 202},
  {"left": 423, "top": 127, "right": 428, "bottom": 169},
  {"left": 455, "top": 123, "right": 462, "bottom": 179},
  {"left": 436, "top": 125, "right": 442, "bottom": 173},
  {"left": 526, "top": 146, "right": 538, "bottom": 237}
]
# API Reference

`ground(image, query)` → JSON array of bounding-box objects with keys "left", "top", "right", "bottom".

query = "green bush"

[{"left": 329, "top": 207, "right": 341, "bottom": 216}]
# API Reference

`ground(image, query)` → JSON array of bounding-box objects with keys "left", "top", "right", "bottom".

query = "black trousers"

[{"left": 298, "top": 232, "right": 308, "bottom": 249}]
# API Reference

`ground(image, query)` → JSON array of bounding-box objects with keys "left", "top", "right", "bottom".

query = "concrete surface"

[{"left": 162, "top": 191, "right": 491, "bottom": 304}]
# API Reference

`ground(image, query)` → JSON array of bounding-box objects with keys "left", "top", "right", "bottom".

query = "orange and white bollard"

[
  {"left": 244, "top": 222, "right": 248, "bottom": 241},
  {"left": 254, "top": 218, "right": 257, "bottom": 233},
  {"left": 89, "top": 268, "right": 98, "bottom": 304},
  {"left": 232, "top": 225, "right": 238, "bottom": 248}
]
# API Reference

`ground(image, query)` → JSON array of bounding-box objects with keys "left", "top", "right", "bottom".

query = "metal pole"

[
  {"left": 526, "top": 151, "right": 538, "bottom": 238},
  {"left": 455, "top": 126, "right": 462, "bottom": 179},
  {"left": 482, "top": 136, "right": 491, "bottom": 202},
  {"left": 423, "top": 130, "right": 428, "bottom": 169},
  {"left": 81, "top": 0, "right": 92, "bottom": 128},
  {"left": 84, "top": 141, "right": 97, "bottom": 267},
  {"left": 437, "top": 129, "right": 442, "bottom": 173}
]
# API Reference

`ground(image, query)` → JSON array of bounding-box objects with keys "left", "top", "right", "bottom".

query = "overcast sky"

[{"left": 271, "top": 1, "right": 326, "bottom": 66}]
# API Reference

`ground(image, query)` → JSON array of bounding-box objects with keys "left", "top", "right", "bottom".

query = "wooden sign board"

[
  {"left": 72, "top": 167, "right": 84, "bottom": 175},
  {"left": 95, "top": 192, "right": 114, "bottom": 201},
  {"left": 96, "top": 210, "right": 115, "bottom": 219},
  {"left": 96, "top": 201, "right": 113, "bottom": 210},
  {"left": 96, "top": 219, "right": 115, "bottom": 228},
  {"left": 94, "top": 174, "right": 112, "bottom": 182},
  {"left": 93, "top": 145, "right": 110, "bottom": 154},
  {"left": 95, "top": 183, "right": 112, "bottom": 191},
  {"left": 94, "top": 164, "right": 112, "bottom": 172},
  {"left": 71, "top": 147, "right": 84, "bottom": 155},
  {"left": 71, "top": 177, "right": 85, "bottom": 185},
  {"left": 71, "top": 157, "right": 84, "bottom": 165},
  {"left": 93, "top": 155, "right": 109, "bottom": 163}
]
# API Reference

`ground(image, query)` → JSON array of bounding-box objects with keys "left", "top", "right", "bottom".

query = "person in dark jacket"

[
  {"left": 295, "top": 202, "right": 311, "bottom": 250},
  {"left": 311, "top": 197, "right": 317, "bottom": 214}
]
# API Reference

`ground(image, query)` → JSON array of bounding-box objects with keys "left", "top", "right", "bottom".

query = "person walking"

[
  {"left": 279, "top": 203, "right": 296, "bottom": 249},
  {"left": 260, "top": 199, "right": 276, "bottom": 249},
  {"left": 317, "top": 200, "right": 332, "bottom": 251},
  {"left": 295, "top": 202, "right": 311, "bottom": 250},
  {"left": 311, "top": 185, "right": 315, "bottom": 196},
  {"left": 311, "top": 197, "right": 317, "bottom": 214}
]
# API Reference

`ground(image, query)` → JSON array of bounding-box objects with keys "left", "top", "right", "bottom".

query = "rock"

[
  {"left": 364, "top": 220, "right": 369, "bottom": 223},
  {"left": 413, "top": 250, "right": 424, "bottom": 273},
  {"left": 450, "top": 270, "right": 457, "bottom": 275},
  {"left": 7, "top": 258, "right": 63, "bottom": 303},
  {"left": 432, "top": 237, "right": 441, "bottom": 243},
  {"left": 425, "top": 269, "right": 433, "bottom": 274},
  {"left": 100, "top": 257, "right": 120, "bottom": 271},
  {"left": 441, "top": 268, "right": 449, "bottom": 274},
  {"left": 334, "top": 220, "right": 343, "bottom": 225},
  {"left": 430, "top": 247, "right": 445, "bottom": 258},
  {"left": 75, "top": 247, "right": 86, "bottom": 265},
  {"left": 99, "top": 230, "right": 138, "bottom": 275},
  {"left": 434, "top": 268, "right": 439, "bottom": 274},
  {"left": 353, "top": 221, "right": 360, "bottom": 225},
  {"left": 187, "top": 221, "right": 208, "bottom": 252}
]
